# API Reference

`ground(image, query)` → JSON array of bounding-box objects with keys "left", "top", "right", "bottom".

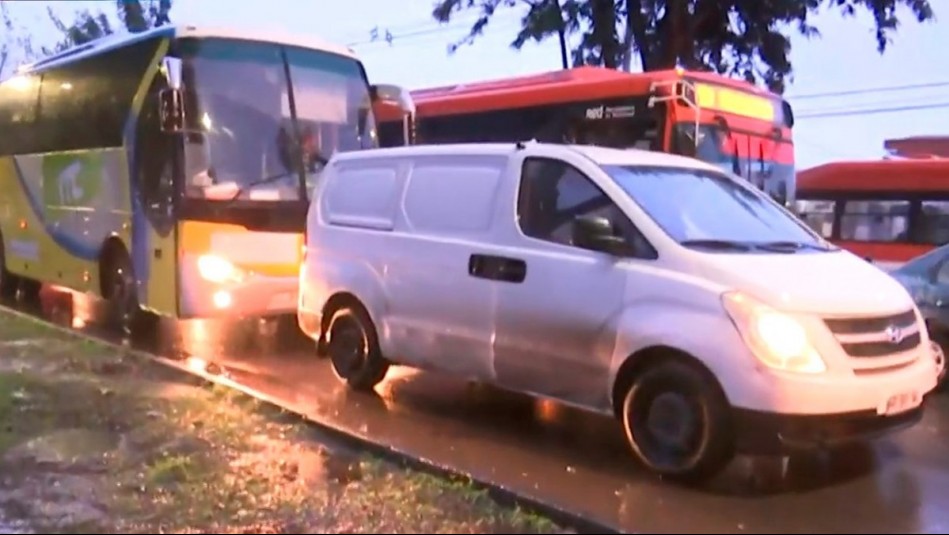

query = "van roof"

[{"left": 334, "top": 142, "right": 721, "bottom": 172}]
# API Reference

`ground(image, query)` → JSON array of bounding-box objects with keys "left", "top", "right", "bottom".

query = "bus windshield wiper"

[
  {"left": 223, "top": 150, "right": 331, "bottom": 205},
  {"left": 680, "top": 239, "right": 753, "bottom": 251},
  {"left": 225, "top": 171, "right": 295, "bottom": 204}
]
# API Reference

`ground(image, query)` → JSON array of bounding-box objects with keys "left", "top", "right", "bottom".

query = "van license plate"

[{"left": 881, "top": 391, "right": 922, "bottom": 416}]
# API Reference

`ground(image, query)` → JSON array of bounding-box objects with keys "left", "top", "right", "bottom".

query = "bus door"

[{"left": 132, "top": 62, "right": 180, "bottom": 316}]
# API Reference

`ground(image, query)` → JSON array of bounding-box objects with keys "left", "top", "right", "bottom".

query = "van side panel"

[
  {"left": 298, "top": 160, "right": 403, "bottom": 340},
  {"left": 381, "top": 155, "right": 507, "bottom": 377},
  {"left": 302, "top": 153, "right": 508, "bottom": 381}
]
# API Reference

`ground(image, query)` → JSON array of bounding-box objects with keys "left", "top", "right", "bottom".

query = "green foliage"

[
  {"left": 46, "top": 0, "right": 173, "bottom": 53},
  {"left": 0, "top": 0, "right": 173, "bottom": 72},
  {"left": 427, "top": 0, "right": 936, "bottom": 93}
]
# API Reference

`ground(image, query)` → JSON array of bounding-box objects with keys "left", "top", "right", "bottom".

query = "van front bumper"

[{"left": 732, "top": 403, "right": 927, "bottom": 454}]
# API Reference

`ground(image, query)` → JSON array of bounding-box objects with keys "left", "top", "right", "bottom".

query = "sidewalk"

[{"left": 0, "top": 311, "right": 567, "bottom": 533}]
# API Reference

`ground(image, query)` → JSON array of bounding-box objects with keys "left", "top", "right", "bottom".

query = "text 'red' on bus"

[
  {"left": 375, "top": 66, "right": 797, "bottom": 206},
  {"left": 796, "top": 159, "right": 949, "bottom": 269}
]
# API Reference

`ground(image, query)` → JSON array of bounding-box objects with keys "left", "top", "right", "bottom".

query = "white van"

[{"left": 297, "top": 141, "right": 943, "bottom": 481}]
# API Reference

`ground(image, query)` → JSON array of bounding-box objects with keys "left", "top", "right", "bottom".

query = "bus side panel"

[
  {"left": 0, "top": 156, "right": 46, "bottom": 281},
  {"left": 137, "top": 203, "right": 178, "bottom": 317},
  {"left": 3, "top": 149, "right": 131, "bottom": 294}
]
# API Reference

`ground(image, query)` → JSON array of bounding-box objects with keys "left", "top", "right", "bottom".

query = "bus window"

[
  {"left": 796, "top": 199, "right": 835, "bottom": 238},
  {"left": 574, "top": 117, "right": 659, "bottom": 151},
  {"left": 840, "top": 200, "right": 910, "bottom": 242},
  {"left": 919, "top": 200, "right": 949, "bottom": 246}
]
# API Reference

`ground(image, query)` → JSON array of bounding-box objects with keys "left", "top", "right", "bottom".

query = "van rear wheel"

[
  {"left": 324, "top": 302, "right": 389, "bottom": 391},
  {"left": 621, "top": 360, "right": 735, "bottom": 483}
]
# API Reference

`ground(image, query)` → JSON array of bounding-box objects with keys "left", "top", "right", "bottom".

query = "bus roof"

[
  {"left": 797, "top": 159, "right": 949, "bottom": 192},
  {"left": 16, "top": 24, "right": 357, "bottom": 75},
  {"left": 406, "top": 66, "right": 781, "bottom": 117}
]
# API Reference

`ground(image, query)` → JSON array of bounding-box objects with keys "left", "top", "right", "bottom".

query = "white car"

[{"left": 298, "top": 141, "right": 942, "bottom": 481}]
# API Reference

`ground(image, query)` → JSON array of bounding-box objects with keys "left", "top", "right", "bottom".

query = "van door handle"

[{"left": 468, "top": 254, "right": 527, "bottom": 283}]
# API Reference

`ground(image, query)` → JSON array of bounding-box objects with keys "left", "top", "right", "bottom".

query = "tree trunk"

[
  {"left": 621, "top": 0, "right": 651, "bottom": 71},
  {"left": 591, "top": 0, "right": 619, "bottom": 68},
  {"left": 550, "top": 0, "right": 569, "bottom": 69}
]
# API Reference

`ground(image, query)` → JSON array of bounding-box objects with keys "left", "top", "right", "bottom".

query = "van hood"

[{"left": 696, "top": 249, "right": 916, "bottom": 316}]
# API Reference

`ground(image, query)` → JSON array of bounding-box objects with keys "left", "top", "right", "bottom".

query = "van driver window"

[{"left": 516, "top": 157, "right": 653, "bottom": 257}]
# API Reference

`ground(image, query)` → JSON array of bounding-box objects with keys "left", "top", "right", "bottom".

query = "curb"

[{"left": 0, "top": 304, "right": 625, "bottom": 534}]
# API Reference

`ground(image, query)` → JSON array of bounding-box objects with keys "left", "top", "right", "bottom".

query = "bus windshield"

[
  {"left": 177, "top": 38, "right": 376, "bottom": 202},
  {"left": 672, "top": 122, "right": 795, "bottom": 206}
]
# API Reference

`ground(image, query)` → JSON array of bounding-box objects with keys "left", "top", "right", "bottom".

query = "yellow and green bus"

[{"left": 0, "top": 25, "right": 413, "bottom": 335}]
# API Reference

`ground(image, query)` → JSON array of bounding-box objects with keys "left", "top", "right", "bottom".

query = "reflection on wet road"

[{"left": 22, "top": 287, "right": 949, "bottom": 533}]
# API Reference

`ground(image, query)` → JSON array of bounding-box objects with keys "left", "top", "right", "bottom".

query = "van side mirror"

[
  {"left": 159, "top": 88, "right": 185, "bottom": 133},
  {"left": 573, "top": 215, "right": 626, "bottom": 255}
]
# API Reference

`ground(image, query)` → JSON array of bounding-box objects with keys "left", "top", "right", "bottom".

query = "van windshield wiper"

[
  {"left": 680, "top": 239, "right": 754, "bottom": 251},
  {"left": 754, "top": 240, "right": 836, "bottom": 253}
]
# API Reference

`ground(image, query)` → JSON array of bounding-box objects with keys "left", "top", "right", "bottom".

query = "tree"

[
  {"left": 1, "top": 0, "right": 172, "bottom": 78},
  {"left": 0, "top": 0, "right": 41, "bottom": 80},
  {"left": 428, "top": 0, "right": 936, "bottom": 93},
  {"left": 45, "top": 0, "right": 172, "bottom": 53}
]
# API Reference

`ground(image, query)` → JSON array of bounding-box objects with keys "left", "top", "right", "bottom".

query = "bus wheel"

[{"left": 104, "top": 250, "right": 142, "bottom": 338}]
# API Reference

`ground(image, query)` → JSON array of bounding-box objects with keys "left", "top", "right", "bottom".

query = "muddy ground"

[{"left": 0, "top": 310, "right": 567, "bottom": 534}]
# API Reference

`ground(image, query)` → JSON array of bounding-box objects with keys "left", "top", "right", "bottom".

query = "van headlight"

[
  {"left": 721, "top": 290, "right": 827, "bottom": 374},
  {"left": 197, "top": 254, "right": 244, "bottom": 284}
]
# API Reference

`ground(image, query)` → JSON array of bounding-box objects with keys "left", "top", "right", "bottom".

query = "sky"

[{"left": 3, "top": 0, "right": 948, "bottom": 170}]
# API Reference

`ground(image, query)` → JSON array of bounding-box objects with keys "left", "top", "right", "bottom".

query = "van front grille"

[
  {"left": 823, "top": 309, "right": 917, "bottom": 335},
  {"left": 824, "top": 309, "right": 921, "bottom": 358}
]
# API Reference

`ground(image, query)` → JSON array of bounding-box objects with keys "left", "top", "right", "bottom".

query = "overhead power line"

[
  {"left": 797, "top": 101, "right": 949, "bottom": 119},
  {"left": 787, "top": 81, "right": 949, "bottom": 100}
]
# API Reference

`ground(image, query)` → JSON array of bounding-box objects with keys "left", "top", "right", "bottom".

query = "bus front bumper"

[{"left": 179, "top": 269, "right": 299, "bottom": 320}]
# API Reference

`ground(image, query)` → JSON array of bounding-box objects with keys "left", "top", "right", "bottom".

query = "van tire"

[
  {"left": 324, "top": 302, "right": 389, "bottom": 391},
  {"left": 620, "top": 359, "right": 735, "bottom": 483}
]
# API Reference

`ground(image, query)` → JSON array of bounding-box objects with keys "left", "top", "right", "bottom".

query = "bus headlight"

[
  {"left": 722, "top": 290, "right": 827, "bottom": 374},
  {"left": 197, "top": 254, "right": 244, "bottom": 284}
]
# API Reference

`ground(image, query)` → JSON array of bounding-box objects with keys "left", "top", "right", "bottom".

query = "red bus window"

[
  {"left": 796, "top": 199, "right": 835, "bottom": 238},
  {"left": 839, "top": 200, "right": 910, "bottom": 242}
]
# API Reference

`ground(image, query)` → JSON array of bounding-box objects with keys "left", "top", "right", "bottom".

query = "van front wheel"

[
  {"left": 324, "top": 302, "right": 389, "bottom": 391},
  {"left": 621, "top": 360, "right": 735, "bottom": 482}
]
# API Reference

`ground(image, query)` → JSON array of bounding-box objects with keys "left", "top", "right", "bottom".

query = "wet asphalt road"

[{"left": 23, "top": 288, "right": 949, "bottom": 534}]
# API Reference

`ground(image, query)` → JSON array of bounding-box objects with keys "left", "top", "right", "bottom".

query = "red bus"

[
  {"left": 795, "top": 159, "right": 949, "bottom": 269},
  {"left": 375, "top": 66, "right": 797, "bottom": 206}
]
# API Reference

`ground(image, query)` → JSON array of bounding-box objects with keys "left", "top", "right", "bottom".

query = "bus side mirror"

[
  {"left": 159, "top": 88, "right": 184, "bottom": 133},
  {"left": 782, "top": 100, "right": 795, "bottom": 128},
  {"left": 371, "top": 83, "right": 416, "bottom": 145},
  {"left": 159, "top": 56, "right": 185, "bottom": 133}
]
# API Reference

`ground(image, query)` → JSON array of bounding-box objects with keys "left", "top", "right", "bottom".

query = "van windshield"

[{"left": 601, "top": 165, "right": 834, "bottom": 253}]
